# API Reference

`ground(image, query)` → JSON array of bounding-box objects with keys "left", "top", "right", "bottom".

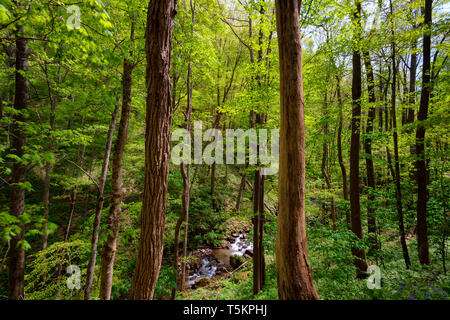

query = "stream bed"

[{"left": 186, "top": 233, "right": 253, "bottom": 288}]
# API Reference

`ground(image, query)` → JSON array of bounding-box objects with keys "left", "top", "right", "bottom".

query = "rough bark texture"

[
  {"left": 129, "top": 0, "right": 176, "bottom": 300},
  {"left": 99, "top": 59, "right": 133, "bottom": 300},
  {"left": 8, "top": 30, "right": 29, "bottom": 301},
  {"left": 275, "top": 0, "right": 319, "bottom": 300},
  {"left": 416, "top": 0, "right": 432, "bottom": 265},
  {"left": 83, "top": 101, "right": 120, "bottom": 299},
  {"left": 350, "top": 0, "right": 368, "bottom": 279},
  {"left": 363, "top": 52, "right": 378, "bottom": 255}
]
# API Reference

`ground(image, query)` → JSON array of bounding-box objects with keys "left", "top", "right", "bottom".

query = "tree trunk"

[
  {"left": 416, "top": 0, "right": 432, "bottom": 265},
  {"left": 350, "top": 0, "right": 368, "bottom": 279},
  {"left": 321, "top": 92, "right": 336, "bottom": 230},
  {"left": 42, "top": 61, "right": 61, "bottom": 251},
  {"left": 129, "top": 0, "right": 177, "bottom": 300},
  {"left": 8, "top": 29, "right": 29, "bottom": 301},
  {"left": 253, "top": 112, "right": 266, "bottom": 295},
  {"left": 173, "top": 3, "right": 194, "bottom": 297},
  {"left": 362, "top": 52, "right": 378, "bottom": 255},
  {"left": 84, "top": 101, "right": 120, "bottom": 299},
  {"left": 336, "top": 76, "right": 351, "bottom": 227},
  {"left": 99, "top": 58, "right": 134, "bottom": 300},
  {"left": 275, "top": 0, "right": 319, "bottom": 300},
  {"left": 390, "top": 15, "right": 411, "bottom": 268}
]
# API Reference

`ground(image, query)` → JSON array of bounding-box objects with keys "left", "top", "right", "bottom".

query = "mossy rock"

[
  {"left": 194, "top": 277, "right": 211, "bottom": 288},
  {"left": 230, "top": 255, "right": 246, "bottom": 269}
]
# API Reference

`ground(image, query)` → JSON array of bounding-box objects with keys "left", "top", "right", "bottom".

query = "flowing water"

[{"left": 186, "top": 233, "right": 253, "bottom": 287}]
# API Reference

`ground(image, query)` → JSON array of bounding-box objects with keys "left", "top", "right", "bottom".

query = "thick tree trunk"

[
  {"left": 8, "top": 30, "right": 29, "bottom": 301},
  {"left": 416, "top": 0, "right": 432, "bottom": 265},
  {"left": 349, "top": 0, "right": 368, "bottom": 279},
  {"left": 83, "top": 101, "right": 120, "bottom": 299},
  {"left": 363, "top": 52, "right": 378, "bottom": 255},
  {"left": 129, "top": 0, "right": 176, "bottom": 300},
  {"left": 99, "top": 59, "right": 134, "bottom": 300},
  {"left": 275, "top": 0, "right": 319, "bottom": 300}
]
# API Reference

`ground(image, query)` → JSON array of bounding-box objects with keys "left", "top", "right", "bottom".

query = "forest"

[{"left": 0, "top": 0, "right": 449, "bottom": 301}]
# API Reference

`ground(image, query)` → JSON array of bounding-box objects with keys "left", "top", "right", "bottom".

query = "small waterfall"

[{"left": 186, "top": 233, "right": 251, "bottom": 287}]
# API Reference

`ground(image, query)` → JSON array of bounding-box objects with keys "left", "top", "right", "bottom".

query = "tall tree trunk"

[
  {"left": 129, "top": 0, "right": 177, "bottom": 300},
  {"left": 84, "top": 101, "right": 120, "bottom": 299},
  {"left": 173, "top": 2, "right": 194, "bottom": 298},
  {"left": 8, "top": 29, "right": 29, "bottom": 301},
  {"left": 407, "top": 42, "right": 417, "bottom": 125},
  {"left": 390, "top": 12, "right": 411, "bottom": 268},
  {"left": 336, "top": 76, "right": 351, "bottom": 227},
  {"left": 363, "top": 52, "right": 378, "bottom": 255},
  {"left": 350, "top": 0, "right": 368, "bottom": 279},
  {"left": 100, "top": 58, "right": 134, "bottom": 300},
  {"left": 321, "top": 92, "right": 336, "bottom": 230},
  {"left": 42, "top": 61, "right": 61, "bottom": 251},
  {"left": 252, "top": 4, "right": 268, "bottom": 295},
  {"left": 416, "top": 0, "right": 432, "bottom": 265},
  {"left": 253, "top": 113, "right": 266, "bottom": 295},
  {"left": 275, "top": 0, "right": 319, "bottom": 300}
]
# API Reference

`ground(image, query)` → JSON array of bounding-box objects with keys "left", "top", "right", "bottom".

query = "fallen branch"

[{"left": 66, "top": 159, "right": 100, "bottom": 191}]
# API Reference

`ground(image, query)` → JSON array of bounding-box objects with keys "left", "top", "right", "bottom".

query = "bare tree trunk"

[
  {"left": 336, "top": 76, "right": 350, "bottom": 227},
  {"left": 100, "top": 57, "right": 134, "bottom": 300},
  {"left": 275, "top": 0, "right": 319, "bottom": 300},
  {"left": 350, "top": 0, "right": 368, "bottom": 279},
  {"left": 321, "top": 92, "right": 336, "bottom": 230},
  {"left": 253, "top": 113, "right": 266, "bottom": 295},
  {"left": 235, "top": 170, "right": 247, "bottom": 212},
  {"left": 389, "top": 10, "right": 411, "bottom": 268},
  {"left": 416, "top": 0, "right": 432, "bottom": 265},
  {"left": 8, "top": 29, "right": 29, "bottom": 301},
  {"left": 129, "top": 0, "right": 177, "bottom": 300},
  {"left": 42, "top": 61, "right": 61, "bottom": 251},
  {"left": 363, "top": 52, "right": 378, "bottom": 255},
  {"left": 83, "top": 101, "right": 120, "bottom": 299},
  {"left": 173, "top": 3, "right": 194, "bottom": 298}
]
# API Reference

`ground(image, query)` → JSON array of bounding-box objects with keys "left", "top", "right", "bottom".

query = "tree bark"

[
  {"left": 336, "top": 76, "right": 351, "bottom": 227},
  {"left": 99, "top": 58, "right": 134, "bottom": 300},
  {"left": 83, "top": 101, "right": 120, "bottom": 299},
  {"left": 390, "top": 13, "right": 411, "bottom": 268},
  {"left": 129, "top": 0, "right": 177, "bottom": 300},
  {"left": 416, "top": 0, "right": 432, "bottom": 265},
  {"left": 321, "top": 92, "right": 336, "bottom": 230},
  {"left": 8, "top": 29, "right": 29, "bottom": 301},
  {"left": 363, "top": 52, "right": 378, "bottom": 255},
  {"left": 173, "top": 2, "right": 194, "bottom": 298},
  {"left": 275, "top": 0, "right": 319, "bottom": 300},
  {"left": 350, "top": 0, "right": 368, "bottom": 279},
  {"left": 42, "top": 60, "right": 61, "bottom": 251}
]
